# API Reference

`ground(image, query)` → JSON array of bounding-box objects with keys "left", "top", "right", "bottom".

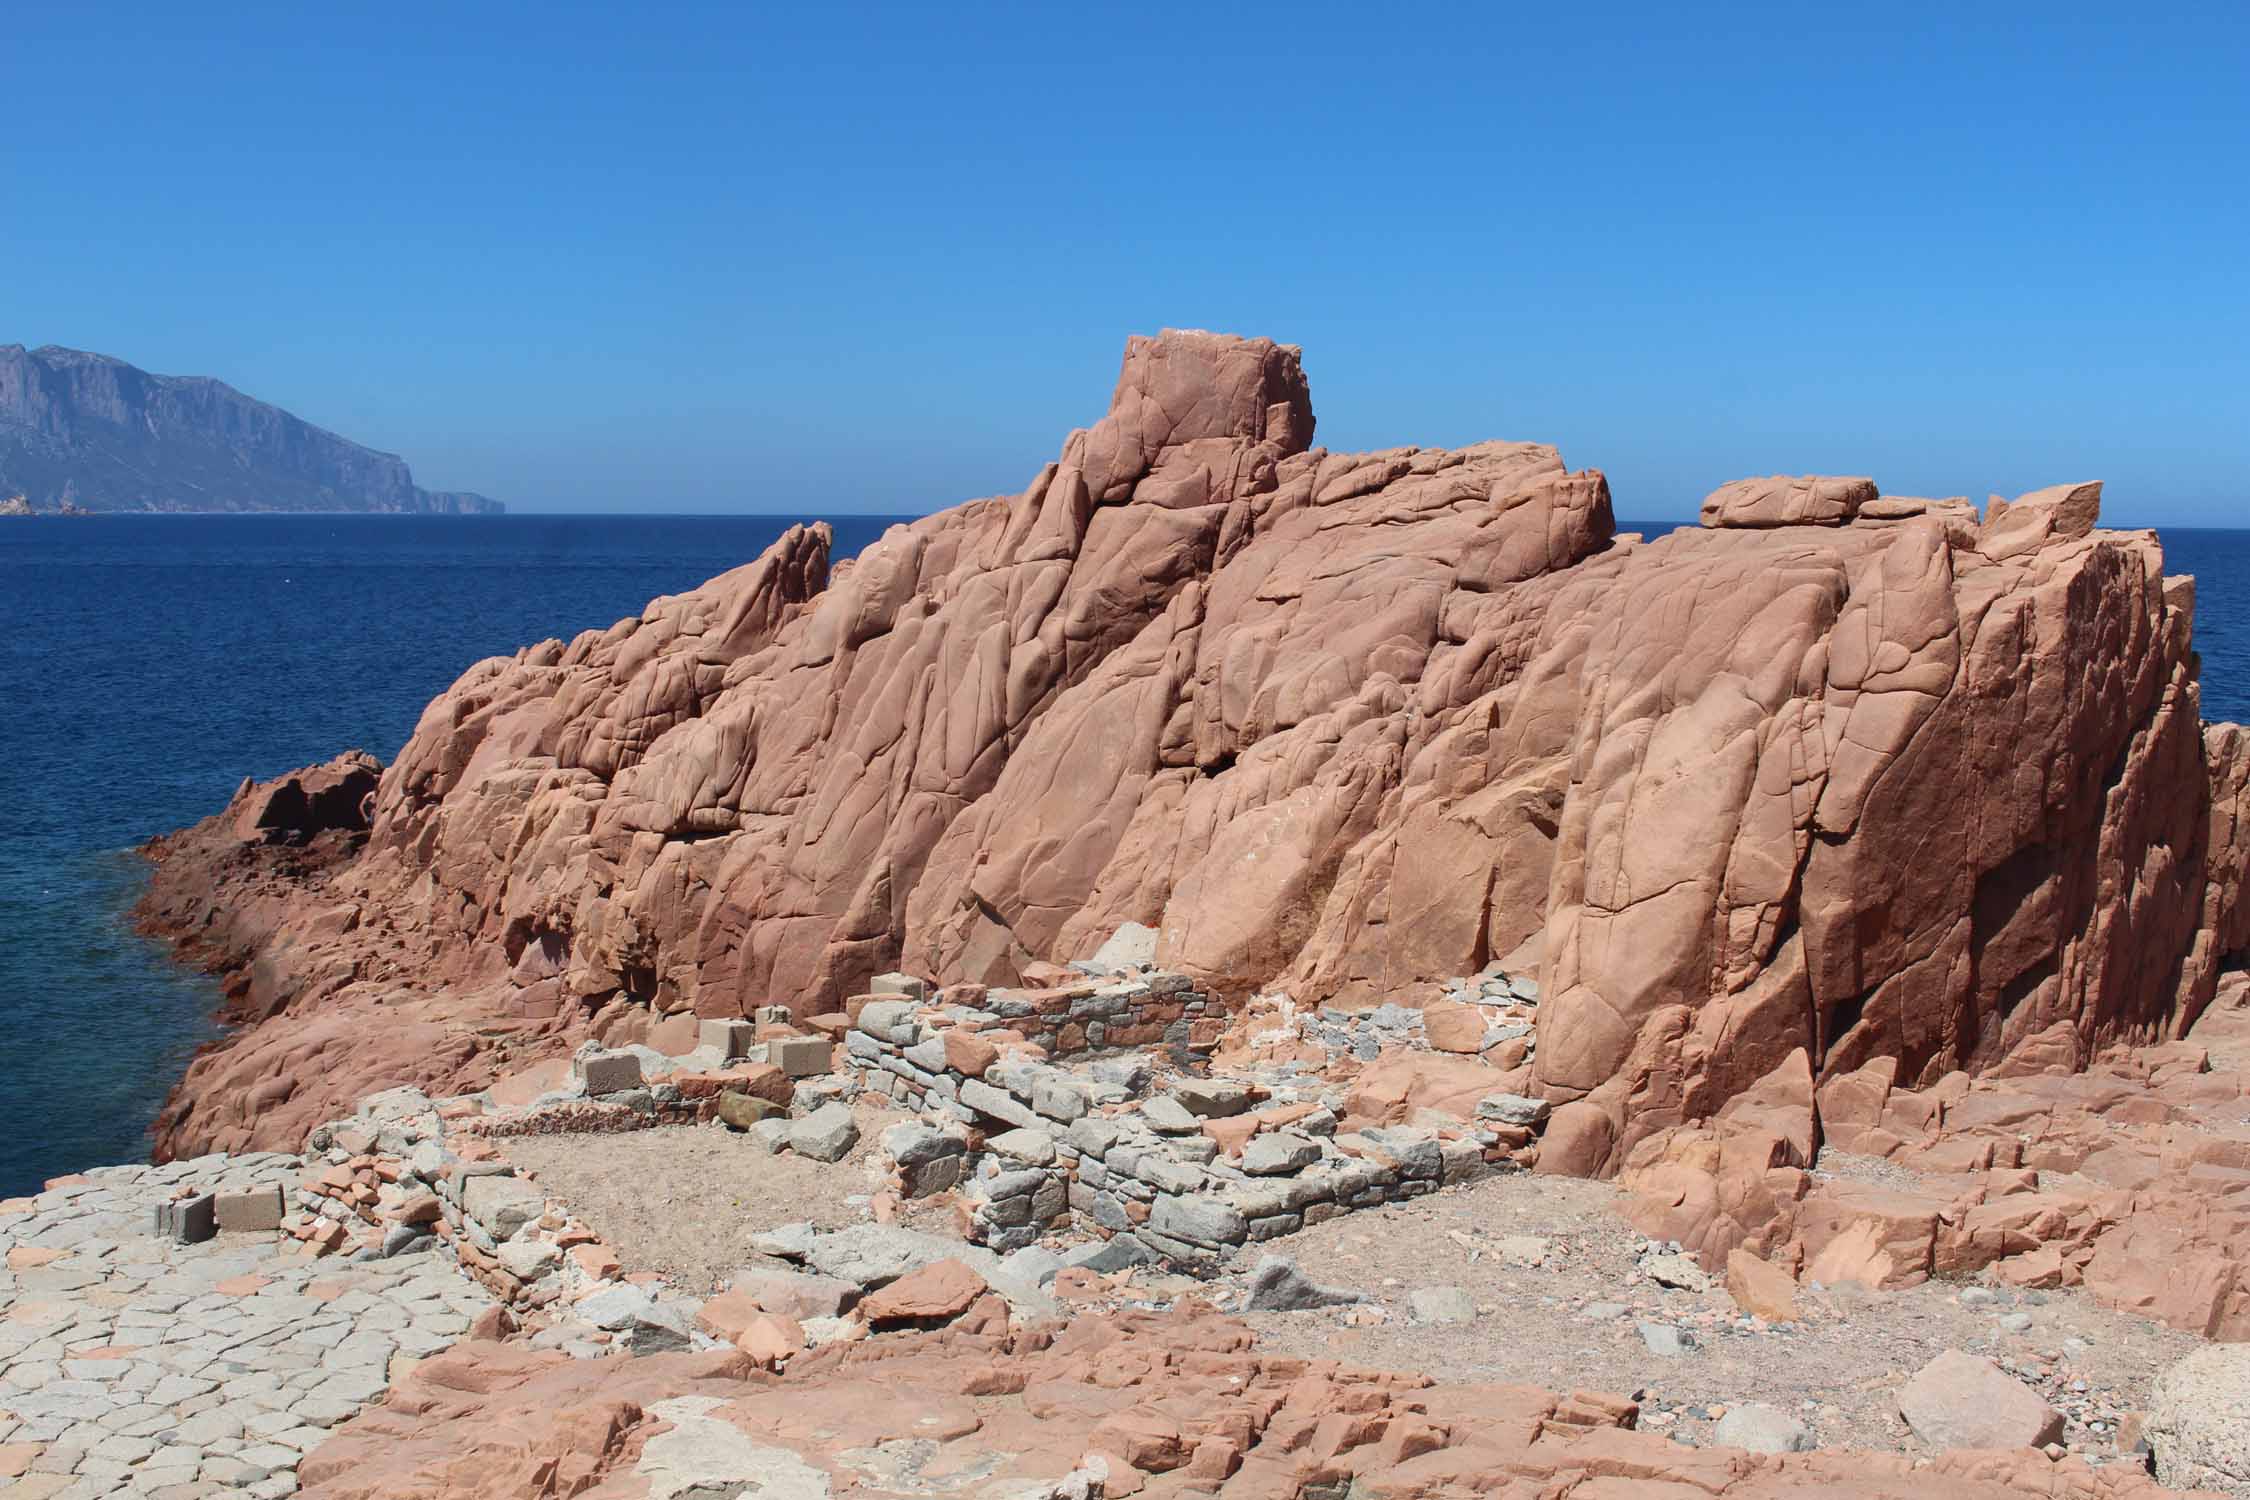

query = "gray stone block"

[
  {"left": 959, "top": 1078, "right": 1041, "bottom": 1130},
  {"left": 869, "top": 972, "right": 929, "bottom": 1002},
  {"left": 855, "top": 1000, "right": 920, "bottom": 1045},
  {"left": 1241, "top": 1131, "right": 1321, "bottom": 1175},
  {"left": 462, "top": 1174, "right": 545, "bottom": 1240},
  {"left": 1090, "top": 1056, "right": 1153, "bottom": 1093},
  {"left": 1032, "top": 1078, "right": 1088, "bottom": 1123},
  {"left": 1067, "top": 1118, "right": 1120, "bottom": 1158},
  {"left": 751, "top": 1119, "right": 796, "bottom": 1160},
  {"left": 988, "top": 1127, "right": 1057, "bottom": 1166},
  {"left": 1137, "top": 1157, "right": 1208, "bottom": 1195},
  {"left": 1150, "top": 1193, "right": 1246, "bottom": 1247},
  {"left": 1081, "top": 1187, "right": 1132, "bottom": 1232},
  {"left": 1172, "top": 1134, "right": 1219, "bottom": 1164},
  {"left": 1476, "top": 1093, "right": 1551, "bottom": 1128},
  {"left": 1245, "top": 1255, "right": 1364, "bottom": 1310},
  {"left": 790, "top": 1103, "right": 860, "bottom": 1162},
  {"left": 1140, "top": 1096, "right": 1202, "bottom": 1134},
  {"left": 1063, "top": 1236, "right": 1155, "bottom": 1274},
  {"left": 1170, "top": 1079, "right": 1255, "bottom": 1119}
]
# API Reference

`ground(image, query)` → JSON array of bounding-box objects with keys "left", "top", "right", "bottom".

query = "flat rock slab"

[
  {"left": 1897, "top": 1349, "right": 2064, "bottom": 1451},
  {"left": 0, "top": 1156, "right": 495, "bottom": 1496}
]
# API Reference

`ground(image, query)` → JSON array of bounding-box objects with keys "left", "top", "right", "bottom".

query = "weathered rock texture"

[
  {"left": 142, "top": 331, "right": 2249, "bottom": 1171},
  {"left": 293, "top": 1311, "right": 2200, "bottom": 1500}
]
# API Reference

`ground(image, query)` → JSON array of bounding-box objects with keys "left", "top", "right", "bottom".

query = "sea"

[{"left": 3, "top": 515, "right": 2246, "bottom": 1197}]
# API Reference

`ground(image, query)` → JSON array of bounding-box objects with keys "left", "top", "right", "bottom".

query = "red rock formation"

[
  {"left": 1617, "top": 990, "right": 2250, "bottom": 1339},
  {"left": 295, "top": 1311, "right": 2200, "bottom": 1500},
  {"left": 140, "top": 330, "right": 2249, "bottom": 1169}
]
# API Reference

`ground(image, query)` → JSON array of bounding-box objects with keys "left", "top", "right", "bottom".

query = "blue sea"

[{"left": 2, "top": 515, "right": 2246, "bottom": 1196}]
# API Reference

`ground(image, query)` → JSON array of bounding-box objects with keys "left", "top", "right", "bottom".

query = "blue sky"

[{"left": 4, "top": 4, "right": 2245, "bottom": 521}]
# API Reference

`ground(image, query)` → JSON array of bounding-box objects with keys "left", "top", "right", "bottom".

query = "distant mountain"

[{"left": 0, "top": 344, "right": 502, "bottom": 514}]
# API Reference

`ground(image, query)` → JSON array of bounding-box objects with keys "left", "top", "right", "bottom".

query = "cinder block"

[
  {"left": 213, "top": 1184, "right": 285, "bottom": 1232},
  {"left": 699, "top": 1018, "right": 755, "bottom": 1061},
  {"left": 153, "top": 1192, "right": 217, "bottom": 1244},
  {"left": 573, "top": 1049, "right": 643, "bottom": 1095}
]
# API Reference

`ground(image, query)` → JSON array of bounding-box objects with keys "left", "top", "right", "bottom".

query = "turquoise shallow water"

[{"left": 1, "top": 515, "right": 2244, "bottom": 1196}]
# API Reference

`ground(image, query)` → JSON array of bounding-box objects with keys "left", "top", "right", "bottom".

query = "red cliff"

[{"left": 141, "top": 330, "right": 2250, "bottom": 1169}]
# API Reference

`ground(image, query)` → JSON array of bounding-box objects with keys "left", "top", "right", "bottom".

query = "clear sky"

[{"left": 4, "top": 4, "right": 2245, "bottom": 522}]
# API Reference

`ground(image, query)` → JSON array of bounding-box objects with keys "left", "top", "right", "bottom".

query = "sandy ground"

[
  {"left": 1224, "top": 1166, "right": 2195, "bottom": 1463},
  {"left": 500, "top": 1098, "right": 952, "bottom": 1294}
]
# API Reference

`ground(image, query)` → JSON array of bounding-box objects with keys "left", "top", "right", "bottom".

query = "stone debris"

[
  {"left": 1618, "top": 1023, "right": 2250, "bottom": 1343},
  {"left": 1241, "top": 1255, "right": 1367, "bottom": 1312},
  {"left": 1408, "top": 1285, "right": 1477, "bottom": 1325},
  {"left": 1637, "top": 1321, "right": 1698, "bottom": 1357},
  {"left": 850, "top": 967, "right": 1518, "bottom": 1266}
]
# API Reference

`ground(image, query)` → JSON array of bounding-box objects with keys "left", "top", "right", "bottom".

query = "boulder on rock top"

[{"left": 1698, "top": 474, "right": 1877, "bottom": 528}]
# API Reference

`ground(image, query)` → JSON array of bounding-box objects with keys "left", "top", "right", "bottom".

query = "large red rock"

[
  {"left": 291, "top": 1313, "right": 2194, "bottom": 1500},
  {"left": 138, "top": 330, "right": 2250, "bottom": 1172}
]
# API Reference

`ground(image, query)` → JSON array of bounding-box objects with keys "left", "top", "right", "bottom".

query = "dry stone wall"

[{"left": 846, "top": 967, "right": 1520, "bottom": 1267}]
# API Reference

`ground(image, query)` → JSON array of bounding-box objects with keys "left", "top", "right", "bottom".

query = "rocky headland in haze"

[
  {"left": 8, "top": 331, "right": 2247, "bottom": 1498},
  {"left": 0, "top": 343, "right": 502, "bottom": 514}
]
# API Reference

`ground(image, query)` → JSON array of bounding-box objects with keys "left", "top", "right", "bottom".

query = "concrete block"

[
  {"left": 771, "top": 1036, "right": 833, "bottom": 1078},
  {"left": 213, "top": 1184, "right": 286, "bottom": 1232},
  {"left": 153, "top": 1193, "right": 216, "bottom": 1244},
  {"left": 869, "top": 972, "right": 929, "bottom": 1002},
  {"left": 699, "top": 1018, "right": 756, "bottom": 1061},
  {"left": 573, "top": 1049, "right": 643, "bottom": 1095}
]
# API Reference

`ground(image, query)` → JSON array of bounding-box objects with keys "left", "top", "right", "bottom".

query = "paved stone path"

[{"left": 1, "top": 1156, "right": 494, "bottom": 1498}]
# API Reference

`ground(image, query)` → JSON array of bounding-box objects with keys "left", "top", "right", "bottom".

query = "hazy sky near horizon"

[{"left": 4, "top": 4, "right": 2246, "bottom": 523}]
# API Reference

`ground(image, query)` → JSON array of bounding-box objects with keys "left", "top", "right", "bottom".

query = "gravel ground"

[
  {"left": 500, "top": 1099, "right": 951, "bottom": 1294},
  {"left": 1223, "top": 1169, "right": 2196, "bottom": 1463},
  {"left": 500, "top": 1101, "right": 2197, "bottom": 1469}
]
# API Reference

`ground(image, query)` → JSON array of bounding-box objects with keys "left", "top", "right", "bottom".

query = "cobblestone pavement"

[{"left": 1, "top": 1156, "right": 494, "bottom": 1497}]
